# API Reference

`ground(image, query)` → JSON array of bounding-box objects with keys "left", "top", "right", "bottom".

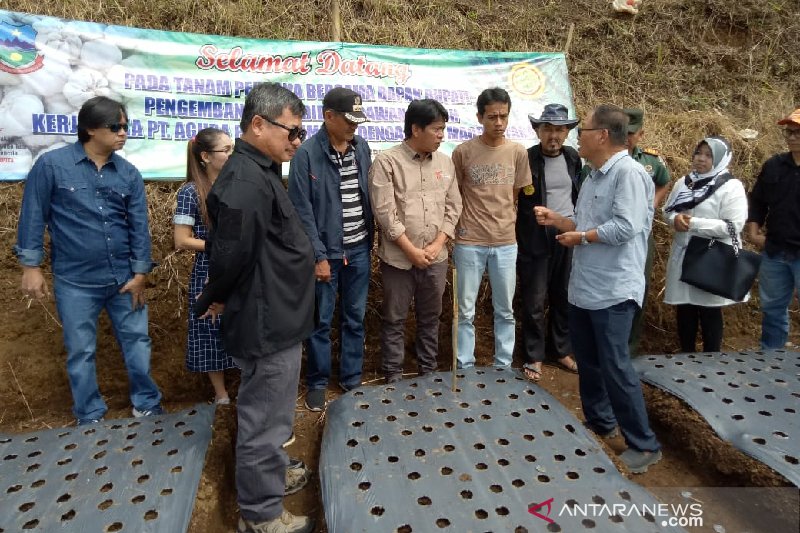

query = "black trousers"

[
  {"left": 518, "top": 246, "right": 573, "bottom": 364},
  {"left": 676, "top": 304, "right": 723, "bottom": 352}
]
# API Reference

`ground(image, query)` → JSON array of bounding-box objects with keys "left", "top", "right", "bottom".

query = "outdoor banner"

[{"left": 0, "top": 9, "right": 575, "bottom": 181}]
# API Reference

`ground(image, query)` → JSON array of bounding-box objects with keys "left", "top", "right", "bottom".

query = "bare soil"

[{"left": 0, "top": 238, "right": 794, "bottom": 532}]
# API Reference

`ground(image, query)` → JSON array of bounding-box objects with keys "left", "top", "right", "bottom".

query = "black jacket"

[
  {"left": 747, "top": 152, "right": 800, "bottom": 255},
  {"left": 516, "top": 144, "right": 582, "bottom": 259},
  {"left": 196, "top": 139, "right": 315, "bottom": 359}
]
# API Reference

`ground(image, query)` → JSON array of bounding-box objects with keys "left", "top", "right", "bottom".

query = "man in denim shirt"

[
  {"left": 534, "top": 104, "right": 661, "bottom": 474},
  {"left": 15, "top": 96, "right": 162, "bottom": 426}
]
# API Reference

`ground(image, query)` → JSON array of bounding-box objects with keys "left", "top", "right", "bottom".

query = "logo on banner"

[
  {"left": 509, "top": 63, "right": 546, "bottom": 99},
  {"left": 0, "top": 21, "right": 43, "bottom": 74}
]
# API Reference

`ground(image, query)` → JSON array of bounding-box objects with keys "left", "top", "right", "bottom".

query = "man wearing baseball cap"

[
  {"left": 288, "top": 87, "right": 373, "bottom": 412},
  {"left": 746, "top": 108, "right": 800, "bottom": 349},
  {"left": 623, "top": 108, "right": 671, "bottom": 355}
]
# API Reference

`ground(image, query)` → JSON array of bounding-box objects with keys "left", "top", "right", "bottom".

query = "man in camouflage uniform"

[{"left": 624, "top": 108, "right": 670, "bottom": 355}]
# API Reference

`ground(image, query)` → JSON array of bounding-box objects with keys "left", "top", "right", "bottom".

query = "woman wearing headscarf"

[{"left": 663, "top": 136, "right": 748, "bottom": 352}]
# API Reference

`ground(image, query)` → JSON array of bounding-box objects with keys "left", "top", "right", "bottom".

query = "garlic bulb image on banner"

[
  {"left": 0, "top": 91, "right": 44, "bottom": 137},
  {"left": 35, "top": 30, "right": 82, "bottom": 65},
  {"left": 20, "top": 57, "right": 72, "bottom": 97},
  {"left": 63, "top": 67, "right": 120, "bottom": 107},
  {"left": 80, "top": 39, "right": 122, "bottom": 72}
]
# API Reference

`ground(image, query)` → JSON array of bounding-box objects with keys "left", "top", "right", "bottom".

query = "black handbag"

[{"left": 680, "top": 220, "right": 761, "bottom": 302}]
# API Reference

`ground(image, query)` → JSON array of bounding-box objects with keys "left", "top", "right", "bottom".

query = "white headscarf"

[{"left": 665, "top": 136, "right": 733, "bottom": 213}]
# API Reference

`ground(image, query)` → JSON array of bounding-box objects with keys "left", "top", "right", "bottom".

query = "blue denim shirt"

[
  {"left": 569, "top": 150, "right": 654, "bottom": 310},
  {"left": 14, "top": 141, "right": 154, "bottom": 286}
]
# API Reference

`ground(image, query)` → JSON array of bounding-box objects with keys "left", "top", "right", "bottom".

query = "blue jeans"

[
  {"left": 54, "top": 278, "right": 162, "bottom": 422},
  {"left": 569, "top": 301, "right": 660, "bottom": 453},
  {"left": 758, "top": 251, "right": 800, "bottom": 349},
  {"left": 453, "top": 243, "right": 517, "bottom": 368},
  {"left": 306, "top": 242, "right": 370, "bottom": 390}
]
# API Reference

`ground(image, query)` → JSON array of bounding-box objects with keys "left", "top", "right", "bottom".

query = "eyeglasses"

[
  {"left": 260, "top": 116, "right": 307, "bottom": 142},
  {"left": 208, "top": 147, "right": 234, "bottom": 155},
  {"left": 783, "top": 128, "right": 800, "bottom": 139},
  {"left": 106, "top": 123, "right": 129, "bottom": 133},
  {"left": 577, "top": 127, "right": 606, "bottom": 136}
]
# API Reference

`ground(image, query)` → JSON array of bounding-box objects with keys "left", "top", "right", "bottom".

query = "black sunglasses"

[
  {"left": 260, "top": 115, "right": 307, "bottom": 142},
  {"left": 106, "top": 123, "right": 129, "bottom": 133}
]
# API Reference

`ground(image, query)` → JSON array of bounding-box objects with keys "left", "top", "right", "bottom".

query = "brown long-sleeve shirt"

[{"left": 369, "top": 142, "right": 462, "bottom": 269}]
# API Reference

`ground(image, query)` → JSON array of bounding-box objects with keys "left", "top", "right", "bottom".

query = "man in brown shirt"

[
  {"left": 451, "top": 88, "right": 532, "bottom": 369},
  {"left": 369, "top": 99, "right": 463, "bottom": 383}
]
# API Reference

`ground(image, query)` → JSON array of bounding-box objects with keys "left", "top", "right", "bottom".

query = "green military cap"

[{"left": 623, "top": 108, "right": 644, "bottom": 133}]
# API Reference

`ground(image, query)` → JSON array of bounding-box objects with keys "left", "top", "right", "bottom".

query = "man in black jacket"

[
  {"left": 196, "top": 82, "right": 315, "bottom": 533},
  {"left": 746, "top": 107, "right": 800, "bottom": 350},
  {"left": 516, "top": 104, "right": 582, "bottom": 382}
]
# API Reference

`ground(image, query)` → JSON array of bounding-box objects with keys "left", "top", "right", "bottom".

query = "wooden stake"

[
  {"left": 564, "top": 23, "right": 575, "bottom": 57},
  {"left": 451, "top": 267, "right": 458, "bottom": 392},
  {"left": 331, "top": 0, "right": 342, "bottom": 42}
]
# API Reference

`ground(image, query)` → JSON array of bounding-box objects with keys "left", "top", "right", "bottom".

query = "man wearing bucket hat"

[
  {"left": 515, "top": 103, "right": 583, "bottom": 382},
  {"left": 624, "top": 108, "right": 671, "bottom": 355},
  {"left": 288, "top": 87, "right": 373, "bottom": 412},
  {"left": 746, "top": 108, "right": 800, "bottom": 350}
]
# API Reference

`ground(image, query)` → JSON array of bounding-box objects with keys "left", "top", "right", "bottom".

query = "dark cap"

[
  {"left": 624, "top": 108, "right": 644, "bottom": 133},
  {"left": 528, "top": 103, "right": 579, "bottom": 129},
  {"left": 322, "top": 87, "right": 368, "bottom": 124}
]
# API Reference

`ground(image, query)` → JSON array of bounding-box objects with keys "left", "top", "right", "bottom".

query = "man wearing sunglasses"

[
  {"left": 15, "top": 96, "right": 163, "bottom": 426},
  {"left": 196, "top": 82, "right": 315, "bottom": 533},
  {"left": 288, "top": 87, "right": 373, "bottom": 412},
  {"left": 746, "top": 108, "right": 800, "bottom": 350}
]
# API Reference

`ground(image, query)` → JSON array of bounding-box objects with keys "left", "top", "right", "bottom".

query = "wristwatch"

[{"left": 580, "top": 231, "right": 589, "bottom": 245}]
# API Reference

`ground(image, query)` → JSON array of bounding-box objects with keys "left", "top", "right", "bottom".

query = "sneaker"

[
  {"left": 619, "top": 448, "right": 662, "bottom": 474},
  {"left": 288, "top": 457, "right": 304, "bottom": 470},
  {"left": 282, "top": 432, "right": 296, "bottom": 448},
  {"left": 598, "top": 427, "right": 620, "bottom": 439},
  {"left": 237, "top": 509, "right": 314, "bottom": 533},
  {"left": 132, "top": 405, "right": 164, "bottom": 418},
  {"left": 584, "top": 421, "right": 619, "bottom": 439},
  {"left": 77, "top": 417, "right": 104, "bottom": 426},
  {"left": 304, "top": 389, "right": 325, "bottom": 412},
  {"left": 284, "top": 464, "right": 311, "bottom": 495},
  {"left": 338, "top": 381, "right": 360, "bottom": 392},
  {"left": 215, "top": 397, "right": 231, "bottom": 406},
  {"left": 386, "top": 374, "right": 402, "bottom": 384}
]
